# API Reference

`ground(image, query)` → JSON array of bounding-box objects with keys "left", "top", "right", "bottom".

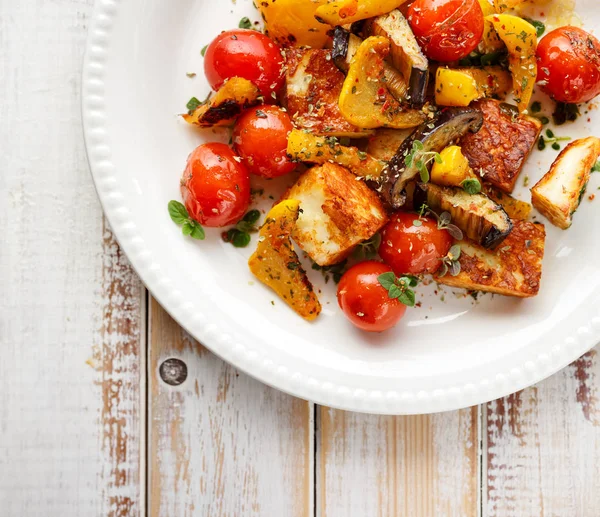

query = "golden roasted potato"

[
  {"left": 286, "top": 129, "right": 386, "bottom": 180},
  {"left": 248, "top": 200, "right": 321, "bottom": 321},
  {"left": 258, "top": 0, "right": 331, "bottom": 48},
  {"left": 182, "top": 78, "right": 260, "bottom": 127}
]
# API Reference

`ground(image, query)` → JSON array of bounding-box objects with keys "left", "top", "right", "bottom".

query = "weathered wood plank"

[
  {"left": 148, "top": 298, "right": 312, "bottom": 517},
  {"left": 318, "top": 407, "right": 480, "bottom": 517},
  {"left": 0, "top": 1, "right": 145, "bottom": 515},
  {"left": 485, "top": 346, "right": 600, "bottom": 516}
]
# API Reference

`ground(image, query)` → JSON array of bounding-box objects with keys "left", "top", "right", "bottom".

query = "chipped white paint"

[{"left": 0, "top": 1, "right": 144, "bottom": 516}]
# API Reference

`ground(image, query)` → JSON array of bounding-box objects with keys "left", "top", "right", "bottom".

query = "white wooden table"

[{"left": 2, "top": 2, "right": 600, "bottom": 515}]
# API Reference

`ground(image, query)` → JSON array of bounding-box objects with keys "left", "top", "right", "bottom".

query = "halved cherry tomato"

[
  {"left": 537, "top": 26, "right": 600, "bottom": 104},
  {"left": 379, "top": 212, "right": 452, "bottom": 276},
  {"left": 337, "top": 261, "right": 407, "bottom": 333},
  {"left": 233, "top": 106, "right": 296, "bottom": 178},
  {"left": 407, "top": 0, "right": 484, "bottom": 62},
  {"left": 204, "top": 29, "right": 285, "bottom": 97},
  {"left": 180, "top": 143, "right": 250, "bottom": 227}
]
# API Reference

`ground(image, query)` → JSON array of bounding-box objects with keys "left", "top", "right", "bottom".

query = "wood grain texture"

[
  {"left": 485, "top": 346, "right": 600, "bottom": 517},
  {"left": 318, "top": 407, "right": 480, "bottom": 517},
  {"left": 0, "top": 1, "right": 145, "bottom": 515},
  {"left": 148, "top": 298, "right": 312, "bottom": 517}
]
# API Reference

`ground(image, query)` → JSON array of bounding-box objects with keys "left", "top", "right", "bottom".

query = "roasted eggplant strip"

[
  {"left": 419, "top": 183, "right": 513, "bottom": 249},
  {"left": 382, "top": 107, "right": 484, "bottom": 208},
  {"left": 331, "top": 27, "right": 408, "bottom": 101},
  {"left": 363, "top": 10, "right": 429, "bottom": 105}
]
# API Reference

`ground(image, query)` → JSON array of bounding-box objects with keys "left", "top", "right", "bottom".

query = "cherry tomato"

[
  {"left": 378, "top": 212, "right": 452, "bottom": 276},
  {"left": 407, "top": 0, "right": 484, "bottom": 62},
  {"left": 537, "top": 26, "right": 600, "bottom": 104},
  {"left": 233, "top": 106, "right": 296, "bottom": 178},
  {"left": 204, "top": 29, "right": 285, "bottom": 97},
  {"left": 337, "top": 261, "right": 407, "bottom": 333},
  {"left": 180, "top": 143, "right": 250, "bottom": 228}
]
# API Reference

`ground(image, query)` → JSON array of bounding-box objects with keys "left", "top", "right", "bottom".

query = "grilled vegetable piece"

[
  {"left": 486, "top": 14, "right": 537, "bottom": 113},
  {"left": 315, "top": 0, "right": 410, "bottom": 26},
  {"left": 182, "top": 78, "right": 260, "bottom": 127},
  {"left": 382, "top": 107, "right": 484, "bottom": 208},
  {"left": 436, "top": 220, "right": 545, "bottom": 298},
  {"left": 420, "top": 183, "right": 513, "bottom": 249},
  {"left": 531, "top": 137, "right": 600, "bottom": 230},
  {"left": 285, "top": 49, "right": 372, "bottom": 138},
  {"left": 286, "top": 129, "right": 386, "bottom": 179},
  {"left": 435, "top": 67, "right": 512, "bottom": 107},
  {"left": 478, "top": 0, "right": 504, "bottom": 53},
  {"left": 363, "top": 10, "right": 429, "bottom": 105},
  {"left": 366, "top": 128, "right": 413, "bottom": 161},
  {"left": 492, "top": 0, "right": 524, "bottom": 12},
  {"left": 283, "top": 163, "right": 388, "bottom": 266},
  {"left": 257, "top": 0, "right": 331, "bottom": 48},
  {"left": 248, "top": 200, "right": 321, "bottom": 321},
  {"left": 460, "top": 99, "right": 541, "bottom": 193},
  {"left": 331, "top": 27, "right": 409, "bottom": 101},
  {"left": 430, "top": 145, "right": 476, "bottom": 187},
  {"left": 338, "top": 37, "right": 427, "bottom": 130},
  {"left": 484, "top": 187, "right": 532, "bottom": 220}
]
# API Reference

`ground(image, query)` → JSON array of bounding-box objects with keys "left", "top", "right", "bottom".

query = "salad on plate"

[{"left": 169, "top": 0, "right": 600, "bottom": 333}]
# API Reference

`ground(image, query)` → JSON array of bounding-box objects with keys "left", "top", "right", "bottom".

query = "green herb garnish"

[
  {"left": 353, "top": 233, "right": 381, "bottom": 260},
  {"left": 439, "top": 244, "right": 461, "bottom": 277},
  {"left": 239, "top": 17, "right": 252, "bottom": 29},
  {"left": 462, "top": 178, "right": 482, "bottom": 195},
  {"left": 222, "top": 209, "right": 261, "bottom": 248},
  {"left": 168, "top": 201, "right": 205, "bottom": 240},
  {"left": 312, "top": 260, "right": 348, "bottom": 284},
  {"left": 553, "top": 102, "right": 580, "bottom": 126},
  {"left": 405, "top": 140, "right": 443, "bottom": 183},
  {"left": 538, "top": 129, "right": 571, "bottom": 151},
  {"left": 201, "top": 45, "right": 208, "bottom": 57},
  {"left": 378, "top": 272, "right": 419, "bottom": 307},
  {"left": 186, "top": 97, "right": 202, "bottom": 113},
  {"left": 524, "top": 18, "right": 546, "bottom": 38}
]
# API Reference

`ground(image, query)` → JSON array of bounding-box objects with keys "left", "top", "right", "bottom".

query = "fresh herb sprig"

[
  {"left": 222, "top": 209, "right": 261, "bottom": 248},
  {"left": 405, "top": 140, "right": 443, "bottom": 183},
  {"left": 439, "top": 244, "right": 462, "bottom": 277},
  {"left": 592, "top": 160, "right": 600, "bottom": 173},
  {"left": 312, "top": 260, "right": 348, "bottom": 284},
  {"left": 417, "top": 205, "right": 464, "bottom": 240},
  {"left": 378, "top": 273, "right": 419, "bottom": 307},
  {"left": 168, "top": 201, "right": 205, "bottom": 240},
  {"left": 553, "top": 102, "right": 580, "bottom": 126},
  {"left": 538, "top": 129, "right": 571, "bottom": 151},
  {"left": 523, "top": 18, "right": 546, "bottom": 38},
  {"left": 529, "top": 101, "right": 550, "bottom": 125},
  {"left": 239, "top": 17, "right": 253, "bottom": 29}
]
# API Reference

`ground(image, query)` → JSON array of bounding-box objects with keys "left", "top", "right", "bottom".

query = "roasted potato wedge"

[
  {"left": 248, "top": 200, "right": 321, "bottom": 321},
  {"left": 182, "top": 78, "right": 260, "bottom": 127},
  {"left": 437, "top": 220, "right": 546, "bottom": 298},
  {"left": 287, "top": 129, "right": 386, "bottom": 180}
]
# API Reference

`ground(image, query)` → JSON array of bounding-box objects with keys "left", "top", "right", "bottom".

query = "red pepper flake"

[
  {"left": 589, "top": 194, "right": 596, "bottom": 201},
  {"left": 377, "top": 87, "right": 386, "bottom": 97}
]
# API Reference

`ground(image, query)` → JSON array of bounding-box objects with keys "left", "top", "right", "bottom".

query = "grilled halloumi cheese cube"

[
  {"left": 460, "top": 99, "right": 542, "bottom": 193},
  {"left": 437, "top": 220, "right": 546, "bottom": 298},
  {"left": 285, "top": 49, "right": 372, "bottom": 138},
  {"left": 284, "top": 163, "right": 388, "bottom": 266},
  {"left": 531, "top": 137, "right": 600, "bottom": 230}
]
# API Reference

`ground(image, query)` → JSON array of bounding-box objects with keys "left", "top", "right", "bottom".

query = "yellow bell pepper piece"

[
  {"left": 258, "top": 0, "right": 331, "bottom": 48},
  {"left": 493, "top": 0, "right": 525, "bottom": 12},
  {"left": 315, "top": 0, "right": 410, "bottom": 26},
  {"left": 338, "top": 36, "right": 426, "bottom": 129},
  {"left": 248, "top": 200, "right": 321, "bottom": 321},
  {"left": 435, "top": 69, "right": 481, "bottom": 107},
  {"left": 486, "top": 14, "right": 537, "bottom": 113},
  {"left": 431, "top": 146, "right": 474, "bottom": 187}
]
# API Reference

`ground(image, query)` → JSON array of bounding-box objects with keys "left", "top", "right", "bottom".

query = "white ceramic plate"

[{"left": 83, "top": 0, "right": 600, "bottom": 414}]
